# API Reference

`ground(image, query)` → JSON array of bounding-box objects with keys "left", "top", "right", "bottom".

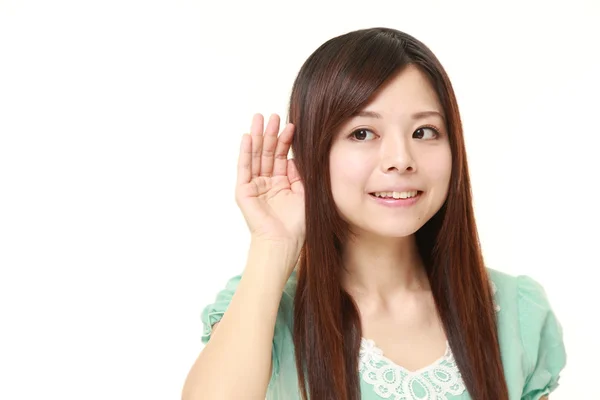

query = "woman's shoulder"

[
  {"left": 486, "top": 267, "right": 555, "bottom": 316},
  {"left": 486, "top": 267, "right": 567, "bottom": 398},
  {"left": 486, "top": 267, "right": 561, "bottom": 342}
]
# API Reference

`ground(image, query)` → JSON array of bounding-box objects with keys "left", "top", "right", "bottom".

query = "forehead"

[{"left": 362, "top": 64, "right": 443, "bottom": 115}]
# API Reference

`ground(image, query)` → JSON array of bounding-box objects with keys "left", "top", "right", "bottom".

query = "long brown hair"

[{"left": 288, "top": 28, "right": 508, "bottom": 400}]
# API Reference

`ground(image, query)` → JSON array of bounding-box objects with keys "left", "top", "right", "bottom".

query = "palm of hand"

[{"left": 235, "top": 114, "right": 306, "bottom": 243}]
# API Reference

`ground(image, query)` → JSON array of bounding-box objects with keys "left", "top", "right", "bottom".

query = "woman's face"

[{"left": 329, "top": 65, "right": 452, "bottom": 239}]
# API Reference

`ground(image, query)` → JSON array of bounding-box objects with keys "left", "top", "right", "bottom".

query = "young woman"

[{"left": 182, "top": 27, "right": 566, "bottom": 400}]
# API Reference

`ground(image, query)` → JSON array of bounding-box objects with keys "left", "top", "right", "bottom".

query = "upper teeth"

[{"left": 373, "top": 191, "right": 418, "bottom": 199}]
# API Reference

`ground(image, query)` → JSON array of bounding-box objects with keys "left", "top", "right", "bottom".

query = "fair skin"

[{"left": 330, "top": 64, "right": 452, "bottom": 371}]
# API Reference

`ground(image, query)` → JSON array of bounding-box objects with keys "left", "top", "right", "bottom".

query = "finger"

[
  {"left": 288, "top": 159, "right": 304, "bottom": 194},
  {"left": 250, "top": 114, "right": 264, "bottom": 178},
  {"left": 260, "top": 114, "right": 280, "bottom": 177},
  {"left": 236, "top": 134, "right": 252, "bottom": 187},
  {"left": 272, "top": 123, "right": 295, "bottom": 177}
]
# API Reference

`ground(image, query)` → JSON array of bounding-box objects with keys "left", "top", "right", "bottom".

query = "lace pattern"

[
  {"left": 491, "top": 281, "right": 501, "bottom": 312},
  {"left": 359, "top": 339, "right": 466, "bottom": 399}
]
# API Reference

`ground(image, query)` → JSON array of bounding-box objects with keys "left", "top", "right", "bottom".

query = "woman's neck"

[{"left": 340, "top": 232, "right": 430, "bottom": 299}]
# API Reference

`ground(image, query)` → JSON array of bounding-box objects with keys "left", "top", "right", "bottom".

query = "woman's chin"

[{"left": 353, "top": 223, "right": 423, "bottom": 240}]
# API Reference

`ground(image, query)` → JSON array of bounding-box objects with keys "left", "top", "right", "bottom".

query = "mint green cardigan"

[{"left": 201, "top": 268, "right": 566, "bottom": 399}]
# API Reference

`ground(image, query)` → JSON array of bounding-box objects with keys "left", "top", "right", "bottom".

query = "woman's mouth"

[
  {"left": 368, "top": 190, "right": 423, "bottom": 207},
  {"left": 369, "top": 190, "right": 421, "bottom": 199}
]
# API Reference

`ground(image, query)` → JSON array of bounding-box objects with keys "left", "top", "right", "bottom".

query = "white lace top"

[{"left": 359, "top": 338, "right": 464, "bottom": 399}]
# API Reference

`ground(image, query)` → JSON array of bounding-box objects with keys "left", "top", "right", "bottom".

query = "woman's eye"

[
  {"left": 350, "top": 128, "right": 376, "bottom": 141},
  {"left": 413, "top": 127, "right": 439, "bottom": 140}
]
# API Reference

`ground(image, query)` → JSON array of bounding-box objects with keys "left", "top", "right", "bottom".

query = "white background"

[{"left": 1, "top": 0, "right": 598, "bottom": 399}]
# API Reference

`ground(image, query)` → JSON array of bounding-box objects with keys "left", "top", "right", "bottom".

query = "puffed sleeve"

[
  {"left": 200, "top": 275, "right": 241, "bottom": 344},
  {"left": 517, "top": 275, "right": 567, "bottom": 400}
]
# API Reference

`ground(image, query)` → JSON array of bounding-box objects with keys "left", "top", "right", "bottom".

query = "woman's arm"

[{"left": 181, "top": 242, "right": 298, "bottom": 400}]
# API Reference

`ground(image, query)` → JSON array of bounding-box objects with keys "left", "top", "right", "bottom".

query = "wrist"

[
  {"left": 249, "top": 236, "right": 303, "bottom": 255},
  {"left": 246, "top": 237, "right": 302, "bottom": 281}
]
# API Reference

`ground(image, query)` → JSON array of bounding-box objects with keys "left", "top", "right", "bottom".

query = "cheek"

[
  {"left": 427, "top": 149, "right": 452, "bottom": 190},
  {"left": 329, "top": 150, "right": 369, "bottom": 200}
]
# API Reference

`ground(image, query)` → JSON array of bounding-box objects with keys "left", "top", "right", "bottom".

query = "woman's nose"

[{"left": 379, "top": 136, "right": 416, "bottom": 173}]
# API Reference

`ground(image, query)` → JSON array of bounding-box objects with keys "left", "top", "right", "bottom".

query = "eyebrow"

[{"left": 351, "top": 110, "right": 445, "bottom": 121}]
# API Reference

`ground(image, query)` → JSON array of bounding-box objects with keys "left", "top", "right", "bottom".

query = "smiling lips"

[
  {"left": 368, "top": 190, "right": 423, "bottom": 207},
  {"left": 370, "top": 190, "right": 420, "bottom": 199}
]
